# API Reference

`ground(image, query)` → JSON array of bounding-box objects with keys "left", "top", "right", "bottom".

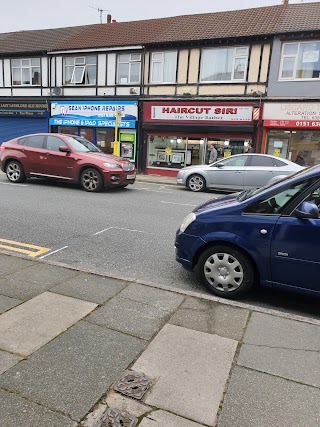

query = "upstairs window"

[
  {"left": 117, "top": 53, "right": 141, "bottom": 84},
  {"left": 150, "top": 51, "right": 177, "bottom": 83},
  {"left": 64, "top": 56, "right": 97, "bottom": 85},
  {"left": 279, "top": 42, "right": 320, "bottom": 80},
  {"left": 200, "top": 47, "right": 249, "bottom": 82},
  {"left": 12, "top": 58, "right": 40, "bottom": 86}
]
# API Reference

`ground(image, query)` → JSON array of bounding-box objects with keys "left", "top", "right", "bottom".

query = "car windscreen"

[{"left": 65, "top": 136, "right": 101, "bottom": 153}]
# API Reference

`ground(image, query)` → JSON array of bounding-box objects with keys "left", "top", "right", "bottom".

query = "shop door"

[
  {"left": 79, "top": 128, "right": 95, "bottom": 144},
  {"left": 266, "top": 135, "right": 289, "bottom": 159}
]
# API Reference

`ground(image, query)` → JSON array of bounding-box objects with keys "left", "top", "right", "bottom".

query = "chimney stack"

[
  {"left": 112, "top": 19, "right": 117, "bottom": 23},
  {"left": 107, "top": 14, "right": 112, "bottom": 24},
  {"left": 283, "top": 0, "right": 289, "bottom": 4}
]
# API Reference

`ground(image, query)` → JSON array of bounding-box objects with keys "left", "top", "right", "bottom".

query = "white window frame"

[
  {"left": 200, "top": 46, "right": 249, "bottom": 83},
  {"left": 11, "top": 58, "right": 41, "bottom": 86},
  {"left": 150, "top": 51, "right": 177, "bottom": 84},
  {"left": 117, "top": 53, "right": 141, "bottom": 84},
  {"left": 279, "top": 41, "right": 320, "bottom": 81},
  {"left": 64, "top": 56, "right": 97, "bottom": 85}
]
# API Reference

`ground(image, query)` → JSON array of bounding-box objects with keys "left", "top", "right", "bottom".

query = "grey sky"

[{"left": 1, "top": 0, "right": 314, "bottom": 33}]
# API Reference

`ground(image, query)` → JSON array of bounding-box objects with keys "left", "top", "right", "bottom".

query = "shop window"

[
  {"left": 150, "top": 51, "right": 177, "bottom": 83},
  {"left": 279, "top": 42, "right": 320, "bottom": 80},
  {"left": 11, "top": 58, "right": 40, "bottom": 86},
  {"left": 266, "top": 130, "right": 320, "bottom": 166},
  {"left": 200, "top": 47, "right": 249, "bottom": 82},
  {"left": 64, "top": 56, "right": 97, "bottom": 85},
  {"left": 117, "top": 53, "right": 141, "bottom": 84}
]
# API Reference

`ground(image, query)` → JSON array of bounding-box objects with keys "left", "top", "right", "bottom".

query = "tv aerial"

[{"left": 90, "top": 5, "right": 111, "bottom": 24}]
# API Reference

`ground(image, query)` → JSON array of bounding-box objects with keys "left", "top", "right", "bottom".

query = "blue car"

[{"left": 175, "top": 165, "right": 320, "bottom": 299}]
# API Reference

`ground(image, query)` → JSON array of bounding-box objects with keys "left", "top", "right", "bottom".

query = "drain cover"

[
  {"left": 93, "top": 408, "right": 137, "bottom": 427},
  {"left": 114, "top": 371, "right": 151, "bottom": 400}
]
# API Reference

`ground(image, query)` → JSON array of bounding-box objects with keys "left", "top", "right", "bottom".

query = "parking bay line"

[
  {"left": 39, "top": 245, "right": 69, "bottom": 259},
  {"left": 161, "top": 201, "right": 198, "bottom": 207},
  {"left": 93, "top": 226, "right": 145, "bottom": 236},
  {"left": 0, "top": 238, "right": 50, "bottom": 257},
  {"left": 0, "top": 182, "right": 28, "bottom": 187}
]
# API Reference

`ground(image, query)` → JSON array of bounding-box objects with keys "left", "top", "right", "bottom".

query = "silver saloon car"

[{"left": 176, "top": 153, "right": 305, "bottom": 192}]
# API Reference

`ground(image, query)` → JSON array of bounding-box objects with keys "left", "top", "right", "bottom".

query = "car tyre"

[
  {"left": 80, "top": 168, "right": 103, "bottom": 192},
  {"left": 195, "top": 245, "right": 254, "bottom": 298},
  {"left": 187, "top": 174, "right": 206, "bottom": 192},
  {"left": 6, "top": 160, "right": 26, "bottom": 183}
]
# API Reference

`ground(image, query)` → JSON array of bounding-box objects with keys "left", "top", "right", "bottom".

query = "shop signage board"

[
  {"left": 143, "top": 102, "right": 254, "bottom": 124},
  {"left": 0, "top": 102, "right": 48, "bottom": 118},
  {"left": 50, "top": 101, "right": 138, "bottom": 128},
  {"left": 264, "top": 102, "right": 320, "bottom": 128}
]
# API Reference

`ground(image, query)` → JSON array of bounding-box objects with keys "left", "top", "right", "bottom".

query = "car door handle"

[
  {"left": 235, "top": 171, "right": 242, "bottom": 173},
  {"left": 260, "top": 229, "right": 268, "bottom": 235}
]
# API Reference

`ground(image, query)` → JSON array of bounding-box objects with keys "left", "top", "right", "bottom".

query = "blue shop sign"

[{"left": 50, "top": 101, "right": 138, "bottom": 129}]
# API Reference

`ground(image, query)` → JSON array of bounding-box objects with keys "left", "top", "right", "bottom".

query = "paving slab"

[
  {"left": 243, "top": 311, "right": 320, "bottom": 350},
  {"left": 218, "top": 367, "right": 320, "bottom": 427},
  {"left": 86, "top": 295, "right": 171, "bottom": 340},
  {"left": 0, "top": 294, "right": 22, "bottom": 313},
  {"left": 0, "top": 389, "right": 77, "bottom": 427},
  {"left": 238, "top": 344, "right": 320, "bottom": 388},
  {"left": 0, "top": 291, "right": 97, "bottom": 356},
  {"left": 237, "top": 311, "right": 320, "bottom": 388},
  {"left": 0, "top": 349, "right": 21, "bottom": 374},
  {"left": 0, "top": 320, "right": 145, "bottom": 421},
  {"left": 139, "top": 410, "right": 205, "bottom": 427},
  {"left": 0, "top": 254, "right": 34, "bottom": 277},
  {"left": 0, "top": 263, "right": 80, "bottom": 300},
  {"left": 169, "top": 297, "right": 249, "bottom": 340},
  {"left": 51, "top": 273, "right": 128, "bottom": 304},
  {"left": 103, "top": 390, "right": 151, "bottom": 418},
  {"left": 119, "top": 283, "right": 185, "bottom": 312},
  {"left": 133, "top": 324, "right": 237, "bottom": 426}
]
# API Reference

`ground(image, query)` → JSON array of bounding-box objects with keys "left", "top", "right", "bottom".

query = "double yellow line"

[{"left": 0, "top": 238, "right": 50, "bottom": 257}]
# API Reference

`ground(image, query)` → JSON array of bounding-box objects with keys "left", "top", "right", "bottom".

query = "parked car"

[
  {"left": 176, "top": 153, "right": 304, "bottom": 192},
  {"left": 175, "top": 165, "right": 320, "bottom": 299},
  {"left": 0, "top": 133, "right": 136, "bottom": 192}
]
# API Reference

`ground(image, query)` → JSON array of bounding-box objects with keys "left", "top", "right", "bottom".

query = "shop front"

[
  {"left": 49, "top": 100, "right": 138, "bottom": 162},
  {"left": 263, "top": 102, "right": 320, "bottom": 167},
  {"left": 0, "top": 101, "right": 48, "bottom": 144},
  {"left": 142, "top": 102, "right": 257, "bottom": 176}
]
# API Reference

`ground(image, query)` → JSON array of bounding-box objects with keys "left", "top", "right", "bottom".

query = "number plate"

[{"left": 127, "top": 174, "right": 136, "bottom": 180}]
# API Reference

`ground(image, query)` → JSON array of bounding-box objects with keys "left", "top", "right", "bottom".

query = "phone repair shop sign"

[
  {"left": 143, "top": 102, "right": 254, "bottom": 124},
  {"left": 50, "top": 101, "right": 138, "bottom": 128}
]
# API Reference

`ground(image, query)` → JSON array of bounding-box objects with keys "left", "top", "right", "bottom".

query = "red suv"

[{"left": 0, "top": 133, "right": 136, "bottom": 192}]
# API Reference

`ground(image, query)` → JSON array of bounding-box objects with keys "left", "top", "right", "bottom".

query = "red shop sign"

[
  {"left": 264, "top": 119, "right": 320, "bottom": 129},
  {"left": 143, "top": 102, "right": 254, "bottom": 124}
]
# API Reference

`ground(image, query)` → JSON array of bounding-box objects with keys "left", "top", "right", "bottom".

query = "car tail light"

[{"left": 0, "top": 146, "right": 5, "bottom": 151}]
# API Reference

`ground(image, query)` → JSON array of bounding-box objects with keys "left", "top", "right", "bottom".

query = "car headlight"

[
  {"left": 103, "top": 162, "right": 120, "bottom": 169},
  {"left": 180, "top": 212, "right": 196, "bottom": 232}
]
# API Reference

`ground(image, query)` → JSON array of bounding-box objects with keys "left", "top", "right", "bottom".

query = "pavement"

[
  {"left": 135, "top": 173, "right": 177, "bottom": 186},
  {"left": 1, "top": 252, "right": 320, "bottom": 427}
]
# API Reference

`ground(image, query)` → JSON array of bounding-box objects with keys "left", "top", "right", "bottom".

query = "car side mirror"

[
  {"left": 294, "top": 201, "right": 319, "bottom": 219},
  {"left": 215, "top": 163, "right": 223, "bottom": 168},
  {"left": 59, "top": 146, "right": 71, "bottom": 153}
]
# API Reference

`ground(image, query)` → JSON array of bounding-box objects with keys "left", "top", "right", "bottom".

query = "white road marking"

[
  {"left": 93, "top": 227, "right": 113, "bottom": 235},
  {"left": 0, "top": 182, "right": 28, "bottom": 187},
  {"left": 39, "top": 245, "right": 68, "bottom": 259},
  {"left": 93, "top": 226, "right": 144, "bottom": 236},
  {"left": 161, "top": 201, "right": 198, "bottom": 207},
  {"left": 134, "top": 188, "right": 174, "bottom": 194}
]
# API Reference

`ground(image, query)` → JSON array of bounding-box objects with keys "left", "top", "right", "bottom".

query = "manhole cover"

[
  {"left": 93, "top": 407, "right": 137, "bottom": 427},
  {"left": 114, "top": 371, "right": 151, "bottom": 400}
]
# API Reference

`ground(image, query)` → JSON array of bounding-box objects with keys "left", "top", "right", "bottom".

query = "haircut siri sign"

[{"left": 50, "top": 101, "right": 138, "bottom": 128}]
